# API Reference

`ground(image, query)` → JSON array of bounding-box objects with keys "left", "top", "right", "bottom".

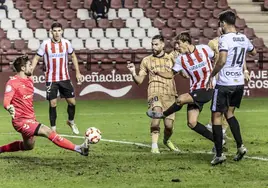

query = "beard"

[
  {"left": 153, "top": 49, "right": 161, "bottom": 56},
  {"left": 221, "top": 27, "right": 226, "bottom": 34},
  {"left": 25, "top": 71, "right": 32, "bottom": 76}
]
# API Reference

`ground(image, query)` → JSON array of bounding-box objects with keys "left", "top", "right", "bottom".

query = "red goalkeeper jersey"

[{"left": 3, "top": 75, "right": 35, "bottom": 120}]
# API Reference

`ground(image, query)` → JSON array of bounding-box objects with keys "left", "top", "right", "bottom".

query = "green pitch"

[{"left": 0, "top": 98, "right": 268, "bottom": 188}]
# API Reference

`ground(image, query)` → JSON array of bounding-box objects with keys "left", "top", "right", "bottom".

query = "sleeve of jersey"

[
  {"left": 205, "top": 45, "right": 215, "bottom": 59},
  {"left": 172, "top": 56, "right": 183, "bottom": 73},
  {"left": 3, "top": 82, "right": 15, "bottom": 109},
  {"left": 247, "top": 38, "right": 255, "bottom": 52},
  {"left": 138, "top": 58, "right": 148, "bottom": 76},
  {"left": 37, "top": 41, "right": 45, "bottom": 57},
  {"left": 218, "top": 37, "right": 228, "bottom": 52},
  {"left": 67, "top": 40, "right": 74, "bottom": 54}
]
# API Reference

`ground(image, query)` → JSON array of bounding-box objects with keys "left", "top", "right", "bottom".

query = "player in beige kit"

[{"left": 127, "top": 35, "right": 179, "bottom": 153}]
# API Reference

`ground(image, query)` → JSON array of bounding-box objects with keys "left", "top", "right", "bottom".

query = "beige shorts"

[{"left": 148, "top": 94, "right": 176, "bottom": 120}]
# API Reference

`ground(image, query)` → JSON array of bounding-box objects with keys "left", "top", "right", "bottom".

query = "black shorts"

[
  {"left": 46, "top": 80, "right": 75, "bottom": 101},
  {"left": 210, "top": 84, "right": 244, "bottom": 112},
  {"left": 187, "top": 88, "right": 213, "bottom": 112}
]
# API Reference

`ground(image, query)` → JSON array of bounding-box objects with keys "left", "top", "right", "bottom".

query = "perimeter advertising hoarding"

[{"left": 0, "top": 69, "right": 267, "bottom": 101}]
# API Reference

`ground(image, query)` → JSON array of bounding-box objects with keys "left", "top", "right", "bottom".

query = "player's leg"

[
  {"left": 0, "top": 137, "right": 35, "bottom": 153},
  {"left": 224, "top": 85, "right": 246, "bottom": 161},
  {"left": 0, "top": 120, "right": 36, "bottom": 153},
  {"left": 37, "top": 124, "right": 89, "bottom": 156},
  {"left": 147, "top": 93, "right": 193, "bottom": 119},
  {"left": 150, "top": 111, "right": 161, "bottom": 154},
  {"left": 147, "top": 95, "right": 163, "bottom": 153},
  {"left": 210, "top": 85, "right": 227, "bottom": 165},
  {"left": 49, "top": 99, "right": 58, "bottom": 132},
  {"left": 46, "top": 82, "right": 59, "bottom": 132},
  {"left": 187, "top": 105, "right": 214, "bottom": 142},
  {"left": 59, "top": 80, "right": 79, "bottom": 135},
  {"left": 65, "top": 97, "right": 79, "bottom": 134},
  {"left": 221, "top": 115, "right": 229, "bottom": 138},
  {"left": 163, "top": 118, "right": 179, "bottom": 152}
]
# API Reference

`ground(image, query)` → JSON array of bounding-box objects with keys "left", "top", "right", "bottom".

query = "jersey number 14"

[{"left": 231, "top": 47, "right": 245, "bottom": 67}]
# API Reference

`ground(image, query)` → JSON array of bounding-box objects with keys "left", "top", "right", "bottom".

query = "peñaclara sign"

[{"left": 0, "top": 69, "right": 267, "bottom": 101}]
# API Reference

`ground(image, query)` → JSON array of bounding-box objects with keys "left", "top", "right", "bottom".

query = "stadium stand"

[{"left": 0, "top": 0, "right": 267, "bottom": 71}]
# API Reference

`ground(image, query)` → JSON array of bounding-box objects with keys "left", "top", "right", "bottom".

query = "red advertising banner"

[{"left": 0, "top": 69, "right": 267, "bottom": 102}]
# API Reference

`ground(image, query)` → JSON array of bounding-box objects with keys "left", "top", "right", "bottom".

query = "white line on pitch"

[
  {"left": 1, "top": 132, "right": 268, "bottom": 162},
  {"left": 0, "top": 109, "right": 267, "bottom": 118},
  {"left": 60, "top": 134, "right": 268, "bottom": 162}
]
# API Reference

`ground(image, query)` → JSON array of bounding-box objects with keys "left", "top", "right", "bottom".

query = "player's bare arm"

[
  {"left": 211, "top": 51, "right": 227, "bottom": 78},
  {"left": 71, "top": 51, "right": 83, "bottom": 83},
  {"left": 127, "top": 63, "right": 146, "bottom": 85},
  {"left": 243, "top": 48, "right": 257, "bottom": 81},
  {"left": 31, "top": 54, "right": 41, "bottom": 73},
  {"left": 206, "top": 51, "right": 227, "bottom": 90},
  {"left": 243, "top": 61, "right": 250, "bottom": 81}
]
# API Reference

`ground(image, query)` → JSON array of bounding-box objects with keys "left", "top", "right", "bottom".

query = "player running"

[
  {"left": 0, "top": 56, "right": 89, "bottom": 156},
  {"left": 32, "top": 23, "right": 82, "bottom": 134}
]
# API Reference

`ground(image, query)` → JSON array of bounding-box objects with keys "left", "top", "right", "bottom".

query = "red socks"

[
  {"left": 48, "top": 131, "right": 76, "bottom": 151},
  {"left": 0, "top": 132, "right": 76, "bottom": 153},
  {"left": 0, "top": 141, "right": 25, "bottom": 152}
]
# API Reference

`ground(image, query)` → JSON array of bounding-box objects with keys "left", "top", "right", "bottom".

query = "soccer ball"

[{"left": 85, "top": 127, "right": 102, "bottom": 144}]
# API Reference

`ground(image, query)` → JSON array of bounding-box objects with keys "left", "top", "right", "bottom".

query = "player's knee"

[
  {"left": 50, "top": 100, "right": 57, "bottom": 107},
  {"left": 187, "top": 120, "right": 197, "bottom": 129},
  {"left": 24, "top": 144, "right": 34, "bottom": 150},
  {"left": 225, "top": 111, "right": 234, "bottom": 119},
  {"left": 150, "top": 125, "right": 160, "bottom": 133},
  {"left": 164, "top": 121, "right": 173, "bottom": 130},
  {"left": 68, "top": 102, "right": 75, "bottom": 107},
  {"left": 175, "top": 98, "right": 182, "bottom": 106},
  {"left": 37, "top": 124, "right": 53, "bottom": 137},
  {"left": 164, "top": 125, "right": 173, "bottom": 133}
]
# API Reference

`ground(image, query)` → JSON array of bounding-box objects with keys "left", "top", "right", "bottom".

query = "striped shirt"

[
  {"left": 37, "top": 38, "right": 73, "bottom": 82},
  {"left": 173, "top": 45, "right": 214, "bottom": 92},
  {"left": 139, "top": 53, "right": 177, "bottom": 97}
]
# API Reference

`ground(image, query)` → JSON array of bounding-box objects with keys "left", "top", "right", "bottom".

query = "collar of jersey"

[
  {"left": 51, "top": 38, "right": 61, "bottom": 44},
  {"left": 153, "top": 53, "right": 166, "bottom": 58}
]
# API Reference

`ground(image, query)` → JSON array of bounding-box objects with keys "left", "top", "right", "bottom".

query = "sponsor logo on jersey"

[
  {"left": 5, "top": 85, "right": 12, "bottom": 93},
  {"left": 225, "top": 71, "right": 242, "bottom": 78}
]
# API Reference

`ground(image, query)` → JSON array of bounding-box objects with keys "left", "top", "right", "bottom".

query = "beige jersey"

[
  {"left": 169, "top": 50, "right": 180, "bottom": 62},
  {"left": 139, "top": 53, "right": 177, "bottom": 97},
  {"left": 208, "top": 37, "right": 219, "bottom": 55}
]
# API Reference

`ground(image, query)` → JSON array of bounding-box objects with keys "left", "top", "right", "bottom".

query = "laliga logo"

[{"left": 33, "top": 70, "right": 133, "bottom": 98}]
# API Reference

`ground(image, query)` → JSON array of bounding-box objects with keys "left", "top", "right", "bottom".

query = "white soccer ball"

[{"left": 85, "top": 127, "right": 102, "bottom": 144}]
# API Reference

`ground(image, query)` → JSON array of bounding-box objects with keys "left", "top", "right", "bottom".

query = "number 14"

[{"left": 231, "top": 47, "right": 245, "bottom": 67}]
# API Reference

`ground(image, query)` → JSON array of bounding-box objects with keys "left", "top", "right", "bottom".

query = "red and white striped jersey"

[
  {"left": 173, "top": 45, "right": 214, "bottom": 92},
  {"left": 37, "top": 38, "right": 73, "bottom": 82}
]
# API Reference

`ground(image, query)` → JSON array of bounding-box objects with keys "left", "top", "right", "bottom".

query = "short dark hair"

[
  {"left": 175, "top": 32, "right": 191, "bottom": 44},
  {"left": 13, "top": 55, "right": 29, "bottom": 72},
  {"left": 51, "top": 22, "right": 63, "bottom": 30},
  {"left": 152, "top": 35, "right": 164, "bottom": 42},
  {"left": 219, "top": 10, "right": 236, "bottom": 25}
]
